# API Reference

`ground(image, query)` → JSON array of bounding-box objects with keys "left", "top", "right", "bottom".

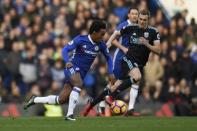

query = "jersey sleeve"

[
  {"left": 152, "top": 29, "right": 160, "bottom": 43},
  {"left": 116, "top": 22, "right": 126, "bottom": 31},
  {"left": 62, "top": 36, "right": 80, "bottom": 63},
  {"left": 120, "top": 25, "right": 135, "bottom": 35},
  {"left": 100, "top": 43, "right": 113, "bottom": 74}
]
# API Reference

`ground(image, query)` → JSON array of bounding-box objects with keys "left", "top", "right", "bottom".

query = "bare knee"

[
  {"left": 58, "top": 84, "right": 72, "bottom": 104},
  {"left": 130, "top": 73, "right": 142, "bottom": 83},
  {"left": 72, "top": 80, "right": 83, "bottom": 88},
  {"left": 70, "top": 73, "right": 83, "bottom": 88},
  {"left": 134, "top": 74, "right": 142, "bottom": 82},
  {"left": 58, "top": 95, "right": 67, "bottom": 104},
  {"left": 129, "top": 68, "right": 142, "bottom": 83}
]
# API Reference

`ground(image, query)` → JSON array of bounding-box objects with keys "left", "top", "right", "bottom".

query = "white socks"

[
  {"left": 66, "top": 87, "right": 81, "bottom": 116},
  {"left": 33, "top": 87, "right": 81, "bottom": 116},
  {"left": 99, "top": 100, "right": 106, "bottom": 108},
  {"left": 128, "top": 84, "right": 139, "bottom": 110},
  {"left": 34, "top": 95, "right": 59, "bottom": 104}
]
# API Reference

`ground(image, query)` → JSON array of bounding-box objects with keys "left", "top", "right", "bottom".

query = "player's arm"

[
  {"left": 106, "top": 30, "right": 128, "bottom": 54},
  {"left": 106, "top": 31, "right": 119, "bottom": 48},
  {"left": 62, "top": 36, "right": 79, "bottom": 67},
  {"left": 139, "top": 31, "right": 161, "bottom": 55},
  {"left": 140, "top": 38, "right": 161, "bottom": 55},
  {"left": 100, "top": 44, "right": 116, "bottom": 85}
]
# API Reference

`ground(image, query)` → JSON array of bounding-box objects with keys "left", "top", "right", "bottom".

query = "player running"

[
  {"left": 83, "top": 9, "right": 161, "bottom": 116},
  {"left": 82, "top": 7, "right": 139, "bottom": 116},
  {"left": 24, "top": 20, "right": 115, "bottom": 121}
]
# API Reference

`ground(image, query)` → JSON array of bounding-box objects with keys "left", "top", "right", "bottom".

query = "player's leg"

[
  {"left": 81, "top": 80, "right": 122, "bottom": 116},
  {"left": 97, "top": 80, "right": 123, "bottom": 116},
  {"left": 66, "top": 71, "right": 83, "bottom": 120},
  {"left": 110, "top": 56, "right": 141, "bottom": 99},
  {"left": 93, "top": 80, "right": 122, "bottom": 106},
  {"left": 126, "top": 68, "right": 141, "bottom": 116},
  {"left": 98, "top": 57, "right": 123, "bottom": 111},
  {"left": 105, "top": 80, "right": 122, "bottom": 104},
  {"left": 58, "top": 83, "right": 72, "bottom": 104},
  {"left": 81, "top": 84, "right": 111, "bottom": 116},
  {"left": 82, "top": 57, "right": 124, "bottom": 116},
  {"left": 24, "top": 83, "right": 72, "bottom": 110},
  {"left": 98, "top": 100, "right": 106, "bottom": 116},
  {"left": 106, "top": 72, "right": 140, "bottom": 113},
  {"left": 24, "top": 66, "right": 75, "bottom": 110}
]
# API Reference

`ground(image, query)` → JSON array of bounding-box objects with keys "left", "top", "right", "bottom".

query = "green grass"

[{"left": 0, "top": 116, "right": 197, "bottom": 131}]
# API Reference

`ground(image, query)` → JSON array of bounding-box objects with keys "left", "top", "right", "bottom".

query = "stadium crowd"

[{"left": 0, "top": 0, "right": 197, "bottom": 116}]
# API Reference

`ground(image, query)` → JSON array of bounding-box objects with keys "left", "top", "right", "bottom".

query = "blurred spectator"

[
  {"left": 0, "top": 34, "right": 8, "bottom": 77},
  {"left": 0, "top": 75, "right": 7, "bottom": 103},
  {"left": 37, "top": 54, "right": 52, "bottom": 94},
  {"left": 191, "top": 78, "right": 197, "bottom": 115},
  {"left": 144, "top": 53, "right": 164, "bottom": 87},
  {"left": 173, "top": 79, "right": 192, "bottom": 116},
  {"left": 165, "top": 49, "right": 180, "bottom": 80},
  {"left": 19, "top": 48, "right": 37, "bottom": 89},
  {"left": 5, "top": 80, "right": 23, "bottom": 103},
  {"left": 160, "top": 77, "right": 177, "bottom": 103},
  {"left": 5, "top": 42, "right": 21, "bottom": 77},
  {"left": 25, "top": 84, "right": 41, "bottom": 101},
  {"left": 51, "top": 60, "right": 64, "bottom": 88},
  {"left": 178, "top": 50, "right": 193, "bottom": 81},
  {"left": 113, "top": 0, "right": 128, "bottom": 23},
  {"left": 45, "top": 81, "right": 61, "bottom": 96},
  {"left": 153, "top": 80, "right": 163, "bottom": 101}
]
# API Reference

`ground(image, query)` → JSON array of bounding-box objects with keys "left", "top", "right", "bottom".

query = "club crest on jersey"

[
  {"left": 144, "top": 32, "right": 149, "bottom": 38},
  {"left": 95, "top": 46, "right": 99, "bottom": 51},
  {"left": 132, "top": 32, "right": 136, "bottom": 36},
  {"left": 68, "top": 40, "right": 74, "bottom": 45},
  {"left": 83, "top": 45, "right": 87, "bottom": 48}
]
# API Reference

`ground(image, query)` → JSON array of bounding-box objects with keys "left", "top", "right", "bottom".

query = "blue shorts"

[
  {"left": 64, "top": 65, "right": 86, "bottom": 83},
  {"left": 113, "top": 58, "right": 123, "bottom": 80}
]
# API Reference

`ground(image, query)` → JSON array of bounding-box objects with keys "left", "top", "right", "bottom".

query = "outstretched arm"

[{"left": 106, "top": 31, "right": 128, "bottom": 54}]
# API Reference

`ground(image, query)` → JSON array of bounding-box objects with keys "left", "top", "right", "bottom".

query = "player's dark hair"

[
  {"left": 124, "top": 7, "right": 138, "bottom": 21},
  {"left": 128, "top": 7, "right": 138, "bottom": 13},
  {"left": 139, "top": 9, "right": 150, "bottom": 18},
  {"left": 89, "top": 20, "right": 106, "bottom": 34}
]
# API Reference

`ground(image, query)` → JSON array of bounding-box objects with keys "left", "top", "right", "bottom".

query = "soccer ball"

[{"left": 111, "top": 100, "right": 127, "bottom": 115}]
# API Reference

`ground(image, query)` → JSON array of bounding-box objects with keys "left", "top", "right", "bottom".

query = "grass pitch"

[{"left": 0, "top": 116, "right": 197, "bottom": 131}]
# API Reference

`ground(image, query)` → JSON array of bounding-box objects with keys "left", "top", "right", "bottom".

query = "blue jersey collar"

[
  {"left": 127, "top": 19, "right": 132, "bottom": 25},
  {"left": 88, "top": 35, "right": 96, "bottom": 45}
]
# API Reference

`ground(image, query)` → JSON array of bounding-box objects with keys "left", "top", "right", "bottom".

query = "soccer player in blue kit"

[
  {"left": 24, "top": 20, "right": 115, "bottom": 121},
  {"left": 82, "top": 7, "right": 139, "bottom": 116}
]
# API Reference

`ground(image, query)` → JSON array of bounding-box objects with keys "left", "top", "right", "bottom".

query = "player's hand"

[
  {"left": 106, "top": 42, "right": 112, "bottom": 48},
  {"left": 139, "top": 37, "right": 149, "bottom": 45},
  {"left": 108, "top": 74, "right": 116, "bottom": 85},
  {"left": 65, "top": 62, "right": 73, "bottom": 69},
  {"left": 123, "top": 48, "right": 128, "bottom": 54}
]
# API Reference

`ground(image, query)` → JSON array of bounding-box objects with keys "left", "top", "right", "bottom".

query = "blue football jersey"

[{"left": 62, "top": 35, "right": 113, "bottom": 78}]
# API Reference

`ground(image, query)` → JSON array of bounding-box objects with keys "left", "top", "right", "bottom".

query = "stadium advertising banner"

[{"left": 158, "top": 0, "right": 197, "bottom": 23}]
